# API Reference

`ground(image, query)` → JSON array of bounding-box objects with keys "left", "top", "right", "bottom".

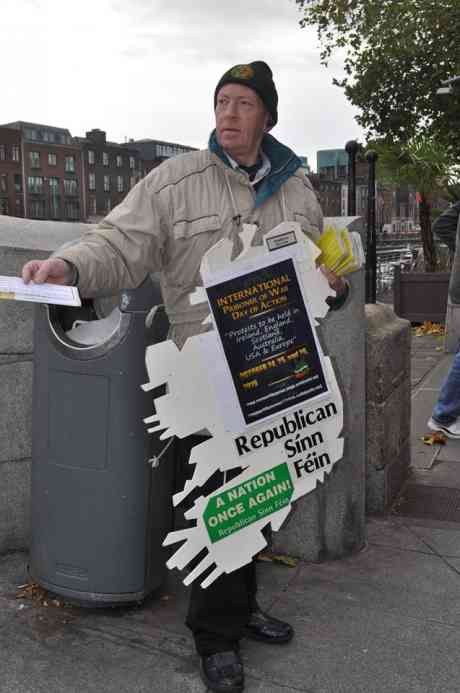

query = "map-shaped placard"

[{"left": 143, "top": 222, "right": 344, "bottom": 588}]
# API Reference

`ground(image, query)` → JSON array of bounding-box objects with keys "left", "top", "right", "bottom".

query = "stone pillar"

[
  {"left": 444, "top": 297, "right": 460, "bottom": 353},
  {"left": 273, "top": 218, "right": 367, "bottom": 560},
  {"left": 0, "top": 216, "right": 89, "bottom": 553},
  {"left": 365, "top": 303, "right": 411, "bottom": 513}
]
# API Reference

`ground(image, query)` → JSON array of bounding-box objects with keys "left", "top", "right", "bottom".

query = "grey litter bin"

[{"left": 29, "top": 277, "right": 173, "bottom": 607}]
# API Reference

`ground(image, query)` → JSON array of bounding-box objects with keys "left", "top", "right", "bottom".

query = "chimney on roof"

[{"left": 86, "top": 129, "right": 106, "bottom": 144}]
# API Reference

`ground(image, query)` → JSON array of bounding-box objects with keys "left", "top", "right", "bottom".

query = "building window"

[
  {"left": 28, "top": 176, "right": 43, "bottom": 193},
  {"left": 50, "top": 195, "right": 60, "bottom": 218},
  {"left": 29, "top": 199, "right": 46, "bottom": 218},
  {"left": 65, "top": 200, "right": 80, "bottom": 220},
  {"left": 106, "top": 197, "right": 111, "bottom": 212},
  {"left": 104, "top": 175, "right": 110, "bottom": 192},
  {"left": 30, "top": 151, "right": 40, "bottom": 168},
  {"left": 64, "top": 178, "right": 78, "bottom": 195},
  {"left": 116, "top": 155, "right": 123, "bottom": 168},
  {"left": 0, "top": 199, "right": 9, "bottom": 215},
  {"left": 49, "top": 177, "right": 60, "bottom": 218},
  {"left": 90, "top": 197, "right": 97, "bottom": 215},
  {"left": 14, "top": 174, "right": 22, "bottom": 193},
  {"left": 88, "top": 150, "right": 95, "bottom": 165},
  {"left": 103, "top": 151, "right": 109, "bottom": 166},
  {"left": 0, "top": 145, "right": 5, "bottom": 161},
  {"left": 129, "top": 156, "right": 135, "bottom": 169},
  {"left": 65, "top": 156, "right": 75, "bottom": 172},
  {"left": 48, "top": 153, "right": 57, "bottom": 166},
  {"left": 88, "top": 173, "right": 96, "bottom": 190},
  {"left": 117, "top": 175, "right": 124, "bottom": 192},
  {"left": 129, "top": 176, "right": 137, "bottom": 189},
  {"left": 12, "top": 146, "right": 20, "bottom": 162},
  {"left": 0, "top": 174, "right": 7, "bottom": 192}
]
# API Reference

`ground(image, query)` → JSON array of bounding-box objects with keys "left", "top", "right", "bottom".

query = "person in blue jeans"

[
  {"left": 428, "top": 201, "right": 460, "bottom": 439},
  {"left": 428, "top": 348, "right": 460, "bottom": 438}
]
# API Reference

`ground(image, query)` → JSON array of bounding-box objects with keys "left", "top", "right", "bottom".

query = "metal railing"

[{"left": 375, "top": 246, "right": 420, "bottom": 301}]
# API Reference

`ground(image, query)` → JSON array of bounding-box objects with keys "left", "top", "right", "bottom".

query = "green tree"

[
  {"left": 369, "top": 136, "right": 460, "bottom": 271},
  {"left": 296, "top": 0, "right": 460, "bottom": 154}
]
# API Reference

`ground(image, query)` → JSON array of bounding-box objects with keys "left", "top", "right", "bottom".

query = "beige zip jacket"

[{"left": 57, "top": 148, "right": 323, "bottom": 347}]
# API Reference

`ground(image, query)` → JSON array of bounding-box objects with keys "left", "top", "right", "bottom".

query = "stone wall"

[
  {"left": 365, "top": 303, "right": 411, "bottom": 513},
  {"left": 273, "top": 216, "right": 367, "bottom": 560},
  {"left": 0, "top": 216, "right": 89, "bottom": 553}
]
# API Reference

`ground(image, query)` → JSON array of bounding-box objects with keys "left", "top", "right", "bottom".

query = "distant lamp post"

[
  {"left": 345, "top": 140, "right": 359, "bottom": 215},
  {"left": 366, "top": 150, "right": 378, "bottom": 304}
]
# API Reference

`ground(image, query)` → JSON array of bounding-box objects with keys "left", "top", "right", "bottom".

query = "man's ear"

[
  {"left": 261, "top": 106, "right": 273, "bottom": 133},
  {"left": 264, "top": 114, "right": 273, "bottom": 133}
]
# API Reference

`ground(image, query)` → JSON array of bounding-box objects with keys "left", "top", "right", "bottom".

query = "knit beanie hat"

[{"left": 214, "top": 61, "right": 278, "bottom": 126}]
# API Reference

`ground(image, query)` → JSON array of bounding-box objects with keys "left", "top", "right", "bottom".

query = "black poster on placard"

[{"left": 206, "top": 258, "right": 329, "bottom": 425}]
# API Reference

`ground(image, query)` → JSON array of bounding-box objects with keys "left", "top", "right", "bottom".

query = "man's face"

[{"left": 215, "top": 83, "right": 270, "bottom": 164}]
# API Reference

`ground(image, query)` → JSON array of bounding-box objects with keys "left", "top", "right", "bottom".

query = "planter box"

[{"left": 393, "top": 266, "right": 450, "bottom": 323}]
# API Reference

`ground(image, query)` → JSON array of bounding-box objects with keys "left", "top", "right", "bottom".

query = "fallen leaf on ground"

[
  {"left": 421, "top": 431, "right": 447, "bottom": 446},
  {"left": 16, "top": 581, "right": 73, "bottom": 608},
  {"left": 256, "top": 551, "right": 298, "bottom": 568},
  {"left": 413, "top": 321, "right": 445, "bottom": 337}
]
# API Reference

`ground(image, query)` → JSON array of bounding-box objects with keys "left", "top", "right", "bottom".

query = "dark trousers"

[{"left": 174, "top": 436, "right": 257, "bottom": 656}]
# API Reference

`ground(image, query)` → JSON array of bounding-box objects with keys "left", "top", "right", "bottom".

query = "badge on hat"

[{"left": 230, "top": 64, "right": 254, "bottom": 80}]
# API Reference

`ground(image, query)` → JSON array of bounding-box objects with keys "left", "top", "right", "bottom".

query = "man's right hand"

[{"left": 22, "top": 258, "right": 74, "bottom": 286}]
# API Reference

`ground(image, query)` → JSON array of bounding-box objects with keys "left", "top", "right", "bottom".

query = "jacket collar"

[{"left": 208, "top": 129, "right": 302, "bottom": 208}]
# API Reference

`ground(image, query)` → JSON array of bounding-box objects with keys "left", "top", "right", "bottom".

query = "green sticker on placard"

[{"left": 203, "top": 463, "right": 294, "bottom": 543}]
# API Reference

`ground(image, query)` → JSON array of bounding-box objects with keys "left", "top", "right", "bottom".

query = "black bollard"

[
  {"left": 345, "top": 140, "right": 359, "bottom": 216},
  {"left": 366, "top": 150, "right": 378, "bottom": 304}
]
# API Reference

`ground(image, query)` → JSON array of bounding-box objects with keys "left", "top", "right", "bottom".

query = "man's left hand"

[{"left": 320, "top": 264, "right": 347, "bottom": 296}]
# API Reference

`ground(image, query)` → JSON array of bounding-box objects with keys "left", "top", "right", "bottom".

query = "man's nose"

[{"left": 225, "top": 100, "right": 238, "bottom": 116}]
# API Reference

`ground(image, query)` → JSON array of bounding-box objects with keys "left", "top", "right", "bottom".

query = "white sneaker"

[{"left": 427, "top": 417, "right": 460, "bottom": 439}]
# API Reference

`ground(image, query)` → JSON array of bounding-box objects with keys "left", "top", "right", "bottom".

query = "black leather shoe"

[
  {"left": 244, "top": 608, "right": 294, "bottom": 644},
  {"left": 199, "top": 650, "right": 244, "bottom": 693}
]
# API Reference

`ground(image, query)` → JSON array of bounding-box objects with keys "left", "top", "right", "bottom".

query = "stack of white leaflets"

[{"left": 0, "top": 275, "right": 81, "bottom": 306}]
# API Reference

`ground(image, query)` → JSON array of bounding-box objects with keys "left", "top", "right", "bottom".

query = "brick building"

[
  {"left": 0, "top": 127, "right": 23, "bottom": 217},
  {"left": 1, "top": 121, "right": 83, "bottom": 221},
  {"left": 315, "top": 148, "right": 419, "bottom": 232},
  {"left": 0, "top": 122, "right": 199, "bottom": 223},
  {"left": 126, "top": 138, "right": 197, "bottom": 178},
  {"left": 76, "top": 129, "right": 142, "bottom": 222}
]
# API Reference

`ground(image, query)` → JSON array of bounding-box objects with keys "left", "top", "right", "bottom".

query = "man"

[
  {"left": 428, "top": 201, "right": 460, "bottom": 439},
  {"left": 23, "top": 61, "right": 347, "bottom": 693}
]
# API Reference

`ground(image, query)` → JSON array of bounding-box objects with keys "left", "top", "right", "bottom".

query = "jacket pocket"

[{"left": 173, "top": 214, "right": 221, "bottom": 240}]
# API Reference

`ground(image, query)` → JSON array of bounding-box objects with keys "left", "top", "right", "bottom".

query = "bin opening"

[{"left": 65, "top": 307, "right": 122, "bottom": 346}]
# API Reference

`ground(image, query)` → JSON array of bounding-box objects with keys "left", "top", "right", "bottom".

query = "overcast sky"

[{"left": 2, "top": 0, "right": 364, "bottom": 172}]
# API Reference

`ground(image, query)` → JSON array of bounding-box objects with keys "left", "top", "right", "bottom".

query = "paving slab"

[
  {"left": 288, "top": 545, "right": 460, "bottom": 629},
  {"left": 251, "top": 596, "right": 460, "bottom": 693},
  {"left": 410, "top": 387, "right": 441, "bottom": 469},
  {"left": 409, "top": 353, "right": 454, "bottom": 470},
  {"left": 3, "top": 513, "right": 460, "bottom": 693},
  {"left": 436, "top": 438, "right": 460, "bottom": 463},
  {"left": 415, "top": 353, "right": 453, "bottom": 391},
  {"left": 402, "top": 520, "right": 460, "bottom": 559},
  {"left": 366, "top": 516, "right": 435, "bottom": 554},
  {"left": 411, "top": 358, "right": 440, "bottom": 388},
  {"left": 411, "top": 463, "right": 460, "bottom": 488}
]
